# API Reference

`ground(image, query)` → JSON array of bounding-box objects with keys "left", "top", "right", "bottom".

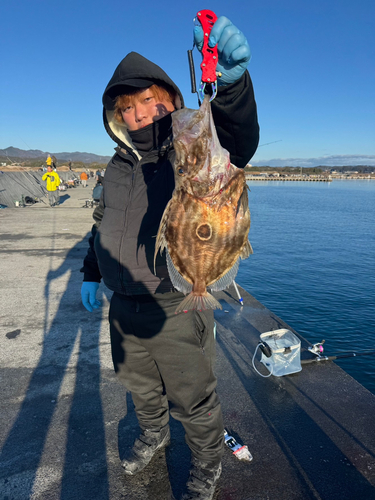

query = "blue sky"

[{"left": 1, "top": 0, "right": 374, "bottom": 164}]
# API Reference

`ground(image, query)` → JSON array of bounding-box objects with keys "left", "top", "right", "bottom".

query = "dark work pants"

[
  {"left": 109, "top": 292, "right": 224, "bottom": 464},
  {"left": 48, "top": 190, "right": 59, "bottom": 206}
]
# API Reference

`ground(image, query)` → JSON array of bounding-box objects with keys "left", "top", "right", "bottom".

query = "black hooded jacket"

[{"left": 81, "top": 52, "right": 259, "bottom": 295}]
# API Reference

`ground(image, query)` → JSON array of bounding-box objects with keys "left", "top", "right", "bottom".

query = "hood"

[{"left": 102, "top": 52, "right": 184, "bottom": 157}]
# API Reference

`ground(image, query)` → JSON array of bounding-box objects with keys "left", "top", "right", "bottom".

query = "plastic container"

[{"left": 253, "top": 328, "right": 302, "bottom": 377}]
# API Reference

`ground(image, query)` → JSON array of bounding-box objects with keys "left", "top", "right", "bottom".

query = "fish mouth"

[{"left": 189, "top": 167, "right": 234, "bottom": 199}]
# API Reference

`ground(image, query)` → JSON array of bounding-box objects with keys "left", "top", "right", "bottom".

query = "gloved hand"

[
  {"left": 194, "top": 16, "right": 251, "bottom": 86},
  {"left": 81, "top": 282, "right": 101, "bottom": 312}
]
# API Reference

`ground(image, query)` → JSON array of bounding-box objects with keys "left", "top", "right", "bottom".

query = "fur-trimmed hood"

[{"left": 102, "top": 52, "right": 184, "bottom": 158}]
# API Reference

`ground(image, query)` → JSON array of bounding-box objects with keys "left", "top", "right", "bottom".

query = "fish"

[{"left": 154, "top": 95, "right": 253, "bottom": 313}]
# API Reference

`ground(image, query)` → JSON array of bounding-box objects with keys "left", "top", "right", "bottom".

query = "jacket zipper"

[
  {"left": 118, "top": 151, "right": 159, "bottom": 292},
  {"left": 118, "top": 159, "right": 139, "bottom": 291}
]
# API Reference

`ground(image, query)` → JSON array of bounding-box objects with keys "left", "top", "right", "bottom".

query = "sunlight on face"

[{"left": 120, "top": 88, "right": 175, "bottom": 131}]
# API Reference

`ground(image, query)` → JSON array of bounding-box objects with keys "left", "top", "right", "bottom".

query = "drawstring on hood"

[{"left": 102, "top": 52, "right": 184, "bottom": 158}]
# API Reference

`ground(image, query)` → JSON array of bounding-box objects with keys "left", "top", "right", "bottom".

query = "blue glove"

[
  {"left": 81, "top": 282, "right": 101, "bottom": 312},
  {"left": 194, "top": 16, "right": 251, "bottom": 86}
]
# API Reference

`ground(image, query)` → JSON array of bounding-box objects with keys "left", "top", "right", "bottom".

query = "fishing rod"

[
  {"left": 258, "top": 140, "right": 283, "bottom": 147},
  {"left": 232, "top": 281, "right": 244, "bottom": 305},
  {"left": 302, "top": 350, "right": 375, "bottom": 365}
]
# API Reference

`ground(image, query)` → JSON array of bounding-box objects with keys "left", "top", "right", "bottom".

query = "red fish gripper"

[{"left": 196, "top": 9, "right": 218, "bottom": 102}]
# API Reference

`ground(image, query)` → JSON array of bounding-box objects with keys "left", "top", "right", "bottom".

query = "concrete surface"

[{"left": 1, "top": 184, "right": 375, "bottom": 500}]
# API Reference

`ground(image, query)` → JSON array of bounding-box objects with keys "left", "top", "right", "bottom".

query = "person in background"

[
  {"left": 42, "top": 165, "right": 61, "bottom": 207},
  {"left": 80, "top": 14, "right": 259, "bottom": 500},
  {"left": 80, "top": 171, "right": 88, "bottom": 187},
  {"left": 51, "top": 155, "right": 57, "bottom": 170},
  {"left": 92, "top": 176, "right": 103, "bottom": 205},
  {"left": 95, "top": 168, "right": 101, "bottom": 180},
  {"left": 46, "top": 154, "right": 52, "bottom": 169}
]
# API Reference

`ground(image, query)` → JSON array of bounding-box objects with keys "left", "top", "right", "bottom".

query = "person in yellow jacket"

[{"left": 42, "top": 165, "right": 61, "bottom": 207}]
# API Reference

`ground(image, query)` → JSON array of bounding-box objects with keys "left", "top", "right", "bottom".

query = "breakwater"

[{"left": 246, "top": 175, "right": 331, "bottom": 182}]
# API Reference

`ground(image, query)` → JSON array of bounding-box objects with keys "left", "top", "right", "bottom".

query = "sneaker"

[
  {"left": 122, "top": 424, "right": 170, "bottom": 475},
  {"left": 181, "top": 457, "right": 222, "bottom": 500}
]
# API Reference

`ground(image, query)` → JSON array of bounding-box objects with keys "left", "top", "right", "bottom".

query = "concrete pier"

[{"left": 1, "top": 184, "right": 375, "bottom": 500}]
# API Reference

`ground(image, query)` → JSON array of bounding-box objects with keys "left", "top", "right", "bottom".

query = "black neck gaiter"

[{"left": 128, "top": 113, "right": 173, "bottom": 156}]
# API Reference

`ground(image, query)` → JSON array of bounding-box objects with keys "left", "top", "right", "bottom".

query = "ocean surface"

[{"left": 237, "top": 180, "right": 375, "bottom": 395}]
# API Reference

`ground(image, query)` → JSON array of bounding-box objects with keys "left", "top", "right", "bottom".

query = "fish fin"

[
  {"left": 175, "top": 292, "right": 222, "bottom": 314},
  {"left": 209, "top": 259, "right": 240, "bottom": 292},
  {"left": 166, "top": 250, "right": 193, "bottom": 294},
  {"left": 154, "top": 200, "right": 172, "bottom": 274},
  {"left": 240, "top": 240, "right": 253, "bottom": 259},
  {"left": 236, "top": 186, "right": 249, "bottom": 216}
]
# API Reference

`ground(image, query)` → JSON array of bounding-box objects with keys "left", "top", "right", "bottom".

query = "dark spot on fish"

[
  {"left": 196, "top": 223, "right": 212, "bottom": 240},
  {"left": 6, "top": 329, "right": 21, "bottom": 339}
]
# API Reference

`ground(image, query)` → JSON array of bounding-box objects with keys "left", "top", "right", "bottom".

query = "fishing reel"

[{"left": 308, "top": 340, "right": 325, "bottom": 356}]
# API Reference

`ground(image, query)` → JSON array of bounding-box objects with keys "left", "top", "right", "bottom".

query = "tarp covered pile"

[
  {"left": 0, "top": 171, "right": 47, "bottom": 208},
  {"left": 0, "top": 171, "right": 80, "bottom": 208}
]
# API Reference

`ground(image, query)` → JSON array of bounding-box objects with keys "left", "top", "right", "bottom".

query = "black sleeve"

[
  {"left": 210, "top": 70, "right": 260, "bottom": 168},
  {"left": 80, "top": 191, "right": 104, "bottom": 282}
]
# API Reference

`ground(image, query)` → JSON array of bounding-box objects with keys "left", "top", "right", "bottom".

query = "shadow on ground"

[{"left": 0, "top": 236, "right": 112, "bottom": 499}]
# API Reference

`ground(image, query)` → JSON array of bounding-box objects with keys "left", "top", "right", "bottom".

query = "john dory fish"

[{"left": 155, "top": 95, "right": 253, "bottom": 313}]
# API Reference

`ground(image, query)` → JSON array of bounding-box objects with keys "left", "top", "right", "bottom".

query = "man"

[
  {"left": 80, "top": 171, "right": 88, "bottom": 187},
  {"left": 46, "top": 154, "right": 52, "bottom": 168},
  {"left": 42, "top": 165, "right": 61, "bottom": 207},
  {"left": 92, "top": 176, "right": 103, "bottom": 205},
  {"left": 81, "top": 15, "right": 259, "bottom": 500}
]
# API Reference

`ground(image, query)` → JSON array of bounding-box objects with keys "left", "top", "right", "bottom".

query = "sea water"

[{"left": 238, "top": 180, "right": 375, "bottom": 395}]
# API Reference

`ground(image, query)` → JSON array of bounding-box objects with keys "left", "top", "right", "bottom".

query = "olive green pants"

[
  {"left": 47, "top": 190, "right": 60, "bottom": 206},
  {"left": 109, "top": 291, "right": 224, "bottom": 464}
]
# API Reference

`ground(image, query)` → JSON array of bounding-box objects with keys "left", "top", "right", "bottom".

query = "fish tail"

[{"left": 175, "top": 292, "right": 222, "bottom": 314}]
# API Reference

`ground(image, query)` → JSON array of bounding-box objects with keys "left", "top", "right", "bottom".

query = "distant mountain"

[
  {"left": 250, "top": 154, "right": 375, "bottom": 168},
  {"left": 3, "top": 148, "right": 375, "bottom": 169},
  {"left": 0, "top": 147, "right": 112, "bottom": 164}
]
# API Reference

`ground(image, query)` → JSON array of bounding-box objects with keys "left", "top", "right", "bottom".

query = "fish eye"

[{"left": 178, "top": 168, "right": 185, "bottom": 176}]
